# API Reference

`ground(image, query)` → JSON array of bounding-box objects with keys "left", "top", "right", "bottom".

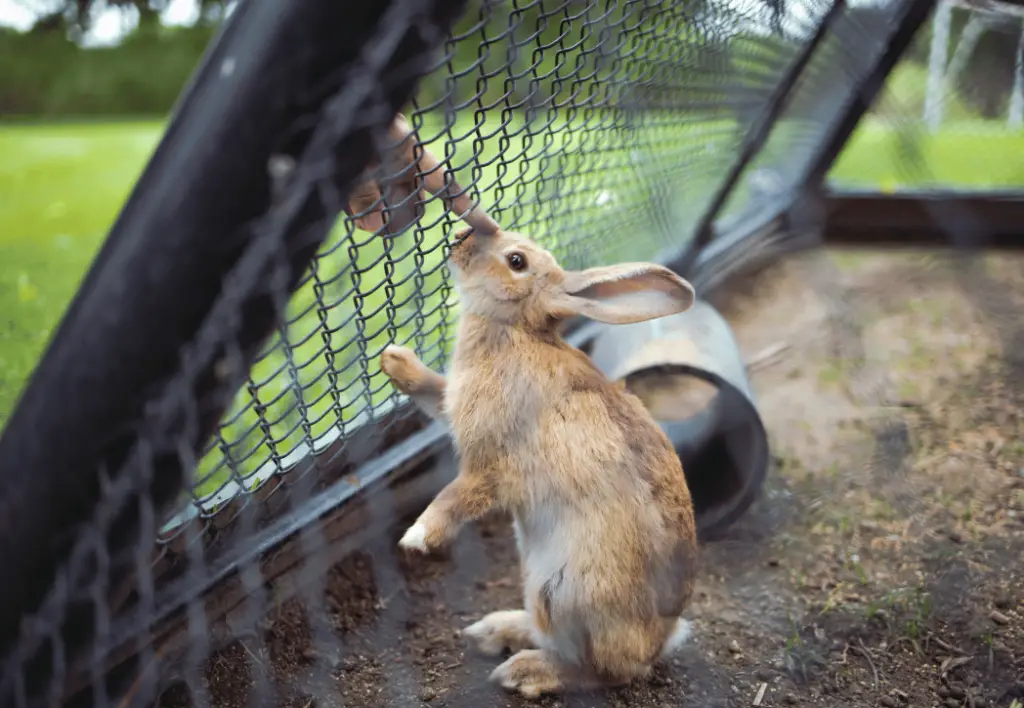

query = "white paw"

[
  {"left": 462, "top": 615, "right": 512, "bottom": 656},
  {"left": 462, "top": 619, "right": 501, "bottom": 656},
  {"left": 380, "top": 347, "right": 400, "bottom": 377},
  {"left": 381, "top": 344, "right": 407, "bottom": 359},
  {"left": 489, "top": 651, "right": 560, "bottom": 699},
  {"left": 380, "top": 344, "right": 415, "bottom": 374},
  {"left": 489, "top": 661, "right": 522, "bottom": 693},
  {"left": 398, "top": 523, "right": 429, "bottom": 553},
  {"left": 380, "top": 345, "right": 422, "bottom": 395}
]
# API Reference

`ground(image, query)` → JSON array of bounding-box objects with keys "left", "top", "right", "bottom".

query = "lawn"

[
  {"left": 0, "top": 121, "right": 163, "bottom": 430},
  {"left": 1, "top": 114, "right": 1021, "bottom": 502},
  {"left": 831, "top": 117, "right": 1024, "bottom": 188}
]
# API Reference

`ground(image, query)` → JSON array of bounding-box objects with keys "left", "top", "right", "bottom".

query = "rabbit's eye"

[{"left": 506, "top": 252, "right": 528, "bottom": 272}]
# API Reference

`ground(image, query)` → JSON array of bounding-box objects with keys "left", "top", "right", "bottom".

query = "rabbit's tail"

[{"left": 659, "top": 618, "right": 693, "bottom": 659}]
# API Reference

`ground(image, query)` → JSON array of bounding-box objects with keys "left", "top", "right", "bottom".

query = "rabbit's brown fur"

[{"left": 380, "top": 230, "right": 698, "bottom": 698}]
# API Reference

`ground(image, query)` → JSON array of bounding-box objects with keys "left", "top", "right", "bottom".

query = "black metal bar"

[
  {"left": 672, "top": 0, "right": 848, "bottom": 278},
  {"left": 822, "top": 189, "right": 1024, "bottom": 247},
  {"left": 800, "top": 0, "right": 937, "bottom": 187},
  {"left": 0, "top": 0, "right": 469, "bottom": 696}
]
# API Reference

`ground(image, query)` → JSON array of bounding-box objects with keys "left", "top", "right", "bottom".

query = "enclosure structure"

[
  {"left": 924, "top": 0, "right": 1024, "bottom": 132},
  {"left": 0, "top": 0, "right": 1021, "bottom": 706}
]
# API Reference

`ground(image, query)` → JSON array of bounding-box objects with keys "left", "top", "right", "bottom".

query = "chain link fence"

[
  {"left": 6, "top": 0, "right": 1023, "bottom": 706},
  {"left": 174, "top": 0, "right": 926, "bottom": 541}
]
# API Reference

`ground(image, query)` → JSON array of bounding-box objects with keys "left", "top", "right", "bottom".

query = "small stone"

[
  {"left": 783, "top": 694, "right": 797, "bottom": 705},
  {"left": 728, "top": 640, "right": 742, "bottom": 654},
  {"left": 948, "top": 531, "right": 963, "bottom": 543},
  {"left": 419, "top": 687, "right": 437, "bottom": 702},
  {"left": 650, "top": 672, "right": 671, "bottom": 687},
  {"left": 948, "top": 685, "right": 966, "bottom": 699},
  {"left": 756, "top": 668, "right": 775, "bottom": 681},
  {"left": 937, "top": 686, "right": 951, "bottom": 698},
  {"left": 989, "top": 610, "right": 1011, "bottom": 625},
  {"left": 879, "top": 697, "right": 898, "bottom": 708}
]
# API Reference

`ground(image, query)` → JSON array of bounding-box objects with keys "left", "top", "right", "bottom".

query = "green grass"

[
  {"left": 0, "top": 121, "right": 163, "bottom": 428},
  {"left": 870, "top": 62, "right": 982, "bottom": 125},
  {"left": 831, "top": 117, "right": 1024, "bottom": 189},
  {"left": 1, "top": 112, "right": 1021, "bottom": 502}
]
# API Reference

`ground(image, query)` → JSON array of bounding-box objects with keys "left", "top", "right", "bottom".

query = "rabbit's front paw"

[
  {"left": 463, "top": 610, "right": 534, "bottom": 656},
  {"left": 398, "top": 522, "right": 431, "bottom": 554},
  {"left": 380, "top": 345, "right": 425, "bottom": 394}
]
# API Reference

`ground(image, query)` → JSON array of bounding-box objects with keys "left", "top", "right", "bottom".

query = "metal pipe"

[
  {"left": 925, "top": 0, "right": 954, "bottom": 132},
  {"left": 1009, "top": 19, "right": 1024, "bottom": 128}
]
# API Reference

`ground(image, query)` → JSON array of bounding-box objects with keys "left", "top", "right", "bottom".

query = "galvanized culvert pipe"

[{"left": 586, "top": 299, "right": 770, "bottom": 540}]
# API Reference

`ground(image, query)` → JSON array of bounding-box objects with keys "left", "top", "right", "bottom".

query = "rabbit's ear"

[{"left": 555, "top": 263, "right": 695, "bottom": 325}]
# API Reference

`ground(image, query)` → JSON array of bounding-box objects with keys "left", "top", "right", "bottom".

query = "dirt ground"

[{"left": 159, "top": 248, "right": 1024, "bottom": 708}]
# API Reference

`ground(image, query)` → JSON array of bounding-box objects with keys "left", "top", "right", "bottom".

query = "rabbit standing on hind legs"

[{"left": 379, "top": 229, "right": 699, "bottom": 699}]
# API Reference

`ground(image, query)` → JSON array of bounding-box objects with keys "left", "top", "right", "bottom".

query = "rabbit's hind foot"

[{"left": 490, "top": 649, "right": 568, "bottom": 699}]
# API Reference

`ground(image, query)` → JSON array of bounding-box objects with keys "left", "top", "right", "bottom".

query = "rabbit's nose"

[{"left": 447, "top": 231, "right": 476, "bottom": 269}]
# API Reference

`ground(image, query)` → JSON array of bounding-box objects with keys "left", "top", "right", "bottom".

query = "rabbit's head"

[{"left": 448, "top": 229, "right": 695, "bottom": 329}]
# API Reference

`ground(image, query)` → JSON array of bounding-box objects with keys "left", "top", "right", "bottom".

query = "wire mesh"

[
  {"left": 154, "top": 0, "right": 850, "bottom": 563},
  {"left": 2, "top": 0, "right": 1023, "bottom": 706},
  {"left": 172, "top": 0, "right": 920, "bottom": 540}
]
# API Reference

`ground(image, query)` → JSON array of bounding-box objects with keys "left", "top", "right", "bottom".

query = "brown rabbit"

[{"left": 379, "top": 229, "right": 698, "bottom": 698}]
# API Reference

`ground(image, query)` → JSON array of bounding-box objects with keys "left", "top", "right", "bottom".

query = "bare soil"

[{"left": 158, "top": 249, "right": 1024, "bottom": 708}]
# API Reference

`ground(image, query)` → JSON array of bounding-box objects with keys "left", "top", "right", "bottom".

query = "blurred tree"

[{"left": 29, "top": 0, "right": 233, "bottom": 34}]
